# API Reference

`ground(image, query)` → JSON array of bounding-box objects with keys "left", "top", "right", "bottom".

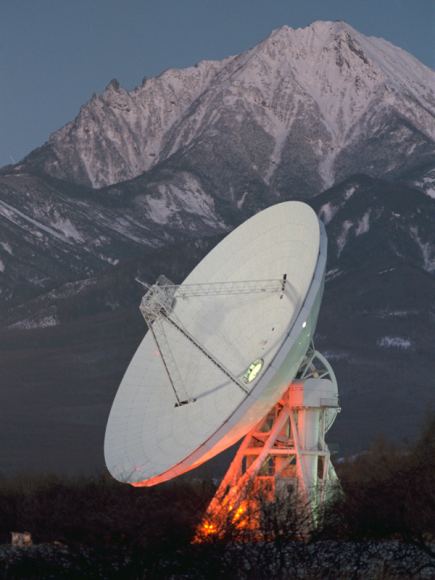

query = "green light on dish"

[{"left": 242, "top": 358, "right": 264, "bottom": 384}]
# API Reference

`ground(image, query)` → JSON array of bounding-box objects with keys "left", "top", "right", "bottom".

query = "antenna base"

[{"left": 194, "top": 366, "right": 340, "bottom": 542}]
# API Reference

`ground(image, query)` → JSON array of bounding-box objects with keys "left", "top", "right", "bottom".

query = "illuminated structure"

[
  {"left": 196, "top": 347, "right": 339, "bottom": 540},
  {"left": 104, "top": 202, "right": 340, "bottom": 536}
]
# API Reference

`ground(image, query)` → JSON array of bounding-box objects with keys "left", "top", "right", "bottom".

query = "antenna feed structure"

[{"left": 139, "top": 275, "right": 176, "bottom": 323}]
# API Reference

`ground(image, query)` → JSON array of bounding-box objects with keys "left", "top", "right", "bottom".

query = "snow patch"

[
  {"left": 52, "top": 217, "right": 83, "bottom": 242},
  {"left": 98, "top": 255, "right": 119, "bottom": 265},
  {"left": 237, "top": 191, "right": 249, "bottom": 209},
  {"left": 375, "top": 309, "right": 418, "bottom": 319},
  {"left": 417, "top": 174, "right": 435, "bottom": 199},
  {"left": 144, "top": 177, "right": 224, "bottom": 229},
  {"left": 0, "top": 200, "right": 75, "bottom": 245},
  {"left": 10, "top": 314, "right": 58, "bottom": 330},
  {"left": 0, "top": 258, "right": 5, "bottom": 272},
  {"left": 319, "top": 186, "right": 356, "bottom": 225},
  {"left": 377, "top": 336, "right": 412, "bottom": 350},
  {"left": 0, "top": 242, "right": 12, "bottom": 254},
  {"left": 344, "top": 186, "right": 357, "bottom": 200},
  {"left": 378, "top": 267, "right": 396, "bottom": 275},
  {"left": 146, "top": 192, "right": 173, "bottom": 224},
  {"left": 409, "top": 226, "right": 435, "bottom": 273},
  {"left": 321, "top": 350, "right": 349, "bottom": 361},
  {"left": 319, "top": 202, "right": 336, "bottom": 225},
  {"left": 336, "top": 220, "right": 353, "bottom": 256},
  {"left": 355, "top": 210, "right": 371, "bottom": 235},
  {"left": 326, "top": 268, "right": 343, "bottom": 281}
]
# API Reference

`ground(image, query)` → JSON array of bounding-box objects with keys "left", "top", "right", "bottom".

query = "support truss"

[
  {"left": 137, "top": 273, "right": 289, "bottom": 406},
  {"left": 195, "top": 351, "right": 340, "bottom": 541}
]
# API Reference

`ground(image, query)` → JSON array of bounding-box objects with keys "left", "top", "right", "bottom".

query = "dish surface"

[{"left": 104, "top": 201, "right": 324, "bottom": 485}]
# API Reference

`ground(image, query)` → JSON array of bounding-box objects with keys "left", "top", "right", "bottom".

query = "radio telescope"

[{"left": 104, "top": 201, "right": 340, "bottom": 536}]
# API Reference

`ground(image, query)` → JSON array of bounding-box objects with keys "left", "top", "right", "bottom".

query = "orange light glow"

[
  {"left": 201, "top": 521, "right": 217, "bottom": 535},
  {"left": 193, "top": 496, "right": 261, "bottom": 543},
  {"left": 193, "top": 382, "right": 331, "bottom": 544}
]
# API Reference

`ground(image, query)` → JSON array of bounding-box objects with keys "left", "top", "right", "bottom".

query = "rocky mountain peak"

[
  {"left": 17, "top": 21, "right": 435, "bottom": 191},
  {"left": 105, "top": 78, "right": 121, "bottom": 92}
]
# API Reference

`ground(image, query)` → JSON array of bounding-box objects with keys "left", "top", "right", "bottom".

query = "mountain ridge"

[{"left": 16, "top": 20, "right": 435, "bottom": 192}]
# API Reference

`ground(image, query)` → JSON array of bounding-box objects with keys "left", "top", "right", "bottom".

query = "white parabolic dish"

[{"left": 104, "top": 201, "right": 327, "bottom": 486}]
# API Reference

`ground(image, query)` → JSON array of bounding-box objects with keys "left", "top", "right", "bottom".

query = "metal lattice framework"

[
  {"left": 138, "top": 274, "right": 289, "bottom": 406},
  {"left": 195, "top": 348, "right": 340, "bottom": 541}
]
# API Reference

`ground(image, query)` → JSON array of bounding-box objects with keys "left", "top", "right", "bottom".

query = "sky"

[{"left": 1, "top": 0, "right": 434, "bottom": 167}]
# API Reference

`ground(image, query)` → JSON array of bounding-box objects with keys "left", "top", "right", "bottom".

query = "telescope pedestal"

[{"left": 195, "top": 375, "right": 339, "bottom": 541}]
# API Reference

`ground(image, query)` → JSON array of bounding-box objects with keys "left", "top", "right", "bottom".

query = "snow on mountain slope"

[
  {"left": 1, "top": 21, "right": 433, "bottom": 321},
  {"left": 22, "top": 59, "right": 231, "bottom": 188},
  {"left": 20, "top": 21, "right": 435, "bottom": 194},
  {"left": 312, "top": 175, "right": 435, "bottom": 275},
  {"left": 0, "top": 171, "right": 227, "bottom": 311},
  {"left": 405, "top": 161, "right": 435, "bottom": 199}
]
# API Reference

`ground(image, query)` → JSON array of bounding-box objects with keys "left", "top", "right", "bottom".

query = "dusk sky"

[{"left": 1, "top": 0, "right": 434, "bottom": 167}]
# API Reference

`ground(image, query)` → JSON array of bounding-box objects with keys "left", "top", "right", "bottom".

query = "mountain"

[
  {"left": 2, "top": 21, "right": 434, "bottom": 301},
  {"left": 19, "top": 20, "right": 435, "bottom": 198},
  {"left": 0, "top": 171, "right": 225, "bottom": 321},
  {"left": 0, "top": 21, "right": 434, "bottom": 475},
  {"left": 311, "top": 176, "right": 435, "bottom": 451}
]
